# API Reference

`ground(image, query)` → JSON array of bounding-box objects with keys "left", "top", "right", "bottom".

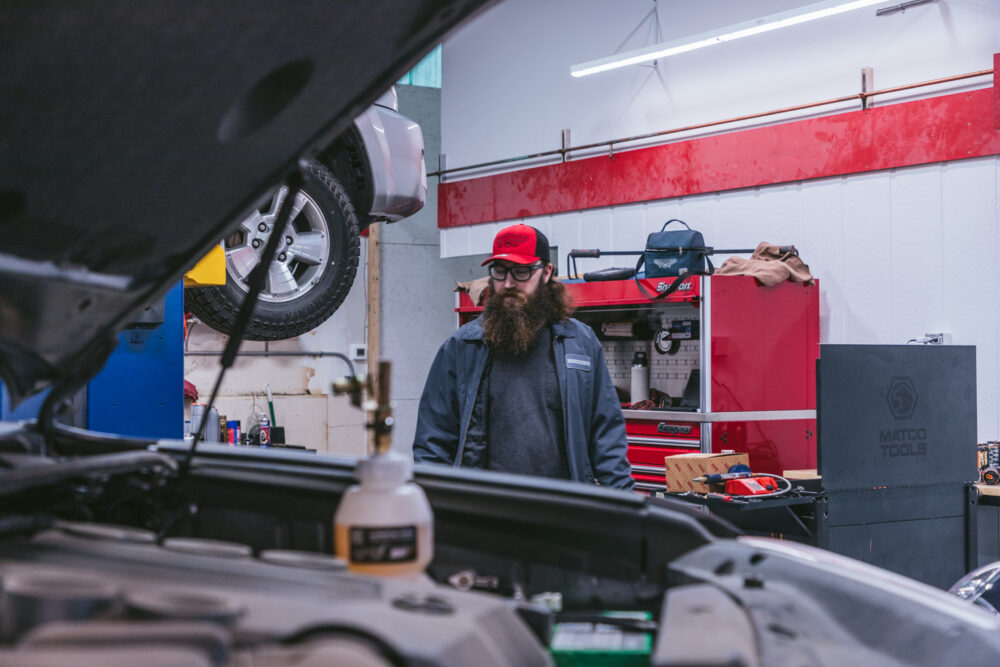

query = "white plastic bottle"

[{"left": 334, "top": 451, "right": 433, "bottom": 577}]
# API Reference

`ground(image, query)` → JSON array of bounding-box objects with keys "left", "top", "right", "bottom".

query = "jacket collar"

[
  {"left": 552, "top": 320, "right": 576, "bottom": 338},
  {"left": 460, "top": 317, "right": 576, "bottom": 341},
  {"left": 459, "top": 319, "right": 484, "bottom": 341}
]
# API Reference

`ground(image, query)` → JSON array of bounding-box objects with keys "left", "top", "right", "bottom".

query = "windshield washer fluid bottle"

[{"left": 334, "top": 451, "right": 433, "bottom": 577}]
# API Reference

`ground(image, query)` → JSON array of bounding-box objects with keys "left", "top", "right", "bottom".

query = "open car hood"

[{"left": 0, "top": 1, "right": 492, "bottom": 406}]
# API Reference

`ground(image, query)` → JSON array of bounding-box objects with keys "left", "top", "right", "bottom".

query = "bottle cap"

[{"left": 356, "top": 451, "right": 412, "bottom": 485}]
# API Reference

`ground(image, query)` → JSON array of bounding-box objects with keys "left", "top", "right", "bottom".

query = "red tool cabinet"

[{"left": 456, "top": 274, "right": 819, "bottom": 493}]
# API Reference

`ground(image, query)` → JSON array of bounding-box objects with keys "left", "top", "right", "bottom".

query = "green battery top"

[{"left": 550, "top": 611, "right": 652, "bottom": 667}]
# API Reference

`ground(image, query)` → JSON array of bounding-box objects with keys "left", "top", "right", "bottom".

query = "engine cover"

[{"left": 0, "top": 524, "right": 550, "bottom": 666}]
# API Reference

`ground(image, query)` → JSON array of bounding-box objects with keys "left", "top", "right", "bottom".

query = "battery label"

[{"left": 349, "top": 525, "right": 417, "bottom": 564}]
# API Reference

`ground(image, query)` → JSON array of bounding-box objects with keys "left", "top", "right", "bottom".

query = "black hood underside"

[{"left": 0, "top": 0, "right": 493, "bottom": 404}]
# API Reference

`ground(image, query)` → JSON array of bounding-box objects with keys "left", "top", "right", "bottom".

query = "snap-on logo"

[
  {"left": 657, "top": 423, "right": 692, "bottom": 435},
  {"left": 886, "top": 376, "right": 917, "bottom": 420},
  {"left": 656, "top": 281, "right": 692, "bottom": 292}
]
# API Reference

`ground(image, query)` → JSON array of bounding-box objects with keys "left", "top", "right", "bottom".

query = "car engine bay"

[{"left": 0, "top": 427, "right": 998, "bottom": 666}]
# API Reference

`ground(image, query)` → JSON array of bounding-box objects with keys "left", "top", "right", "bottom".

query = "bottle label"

[{"left": 349, "top": 525, "right": 417, "bottom": 564}]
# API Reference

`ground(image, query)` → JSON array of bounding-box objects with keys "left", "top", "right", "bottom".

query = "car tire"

[{"left": 186, "top": 160, "right": 361, "bottom": 341}]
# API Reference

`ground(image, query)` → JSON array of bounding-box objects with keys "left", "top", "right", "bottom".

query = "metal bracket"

[
  {"left": 861, "top": 67, "right": 874, "bottom": 110},
  {"left": 875, "top": 0, "right": 937, "bottom": 17}
]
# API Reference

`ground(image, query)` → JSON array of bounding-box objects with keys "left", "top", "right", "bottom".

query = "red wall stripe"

[
  {"left": 994, "top": 54, "right": 999, "bottom": 129},
  {"left": 439, "top": 86, "right": 1000, "bottom": 229}
]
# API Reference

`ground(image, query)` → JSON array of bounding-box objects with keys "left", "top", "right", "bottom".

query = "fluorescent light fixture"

[{"left": 571, "top": 0, "right": 885, "bottom": 78}]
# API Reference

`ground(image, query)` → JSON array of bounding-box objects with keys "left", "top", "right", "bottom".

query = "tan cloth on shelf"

[
  {"left": 455, "top": 276, "right": 491, "bottom": 306},
  {"left": 715, "top": 242, "right": 813, "bottom": 286}
]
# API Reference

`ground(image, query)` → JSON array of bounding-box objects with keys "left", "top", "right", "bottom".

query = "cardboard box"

[
  {"left": 663, "top": 453, "right": 750, "bottom": 493},
  {"left": 783, "top": 468, "right": 822, "bottom": 493},
  {"left": 783, "top": 469, "right": 820, "bottom": 481}
]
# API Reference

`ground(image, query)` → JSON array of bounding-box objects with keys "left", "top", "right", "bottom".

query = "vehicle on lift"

[
  {"left": 1, "top": 2, "right": 999, "bottom": 665},
  {"left": 185, "top": 87, "right": 427, "bottom": 341}
]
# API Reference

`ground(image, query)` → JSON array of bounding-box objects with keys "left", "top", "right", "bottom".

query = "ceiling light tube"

[{"left": 571, "top": 0, "right": 885, "bottom": 78}]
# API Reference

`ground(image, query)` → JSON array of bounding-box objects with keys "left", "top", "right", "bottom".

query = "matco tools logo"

[
  {"left": 886, "top": 376, "right": 917, "bottom": 419},
  {"left": 879, "top": 376, "right": 926, "bottom": 458}
]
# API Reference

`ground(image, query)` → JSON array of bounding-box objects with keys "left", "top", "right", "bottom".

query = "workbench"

[{"left": 662, "top": 491, "right": 825, "bottom": 544}]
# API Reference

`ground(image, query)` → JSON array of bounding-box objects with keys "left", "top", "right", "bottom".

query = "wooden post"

[{"left": 366, "top": 225, "right": 381, "bottom": 454}]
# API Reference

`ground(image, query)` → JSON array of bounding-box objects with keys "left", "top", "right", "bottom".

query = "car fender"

[{"left": 353, "top": 101, "right": 427, "bottom": 221}]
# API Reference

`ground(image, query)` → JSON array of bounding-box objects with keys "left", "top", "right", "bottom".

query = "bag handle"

[
  {"left": 634, "top": 254, "right": 715, "bottom": 300},
  {"left": 660, "top": 218, "right": 692, "bottom": 232}
]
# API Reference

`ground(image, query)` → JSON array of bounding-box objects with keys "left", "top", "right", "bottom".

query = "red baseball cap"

[{"left": 481, "top": 224, "right": 551, "bottom": 266}]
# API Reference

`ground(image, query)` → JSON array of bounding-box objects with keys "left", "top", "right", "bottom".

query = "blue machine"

[
  {"left": 0, "top": 386, "right": 49, "bottom": 422},
  {"left": 87, "top": 283, "right": 184, "bottom": 439}
]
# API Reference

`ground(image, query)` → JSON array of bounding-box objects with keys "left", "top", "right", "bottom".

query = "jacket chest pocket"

[
  {"left": 565, "top": 354, "right": 592, "bottom": 372},
  {"left": 564, "top": 353, "right": 595, "bottom": 403}
]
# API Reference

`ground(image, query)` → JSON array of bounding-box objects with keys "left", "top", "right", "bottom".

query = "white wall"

[
  {"left": 443, "top": 0, "right": 997, "bottom": 168},
  {"left": 439, "top": 0, "right": 1000, "bottom": 439}
]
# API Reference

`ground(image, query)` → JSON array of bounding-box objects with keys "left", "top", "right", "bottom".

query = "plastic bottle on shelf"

[
  {"left": 190, "top": 403, "right": 220, "bottom": 442},
  {"left": 190, "top": 403, "right": 204, "bottom": 437},
  {"left": 206, "top": 406, "right": 220, "bottom": 442},
  {"left": 334, "top": 451, "right": 433, "bottom": 577},
  {"left": 630, "top": 351, "right": 649, "bottom": 404}
]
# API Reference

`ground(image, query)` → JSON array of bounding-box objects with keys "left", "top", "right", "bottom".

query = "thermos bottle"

[{"left": 630, "top": 351, "right": 649, "bottom": 404}]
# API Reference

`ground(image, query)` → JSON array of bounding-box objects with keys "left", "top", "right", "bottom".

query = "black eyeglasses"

[{"left": 489, "top": 262, "right": 545, "bottom": 282}]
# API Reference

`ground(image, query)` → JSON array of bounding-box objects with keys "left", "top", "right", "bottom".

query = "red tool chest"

[{"left": 456, "top": 274, "right": 819, "bottom": 492}]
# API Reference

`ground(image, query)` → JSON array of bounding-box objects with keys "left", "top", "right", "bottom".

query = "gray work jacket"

[{"left": 413, "top": 317, "right": 634, "bottom": 490}]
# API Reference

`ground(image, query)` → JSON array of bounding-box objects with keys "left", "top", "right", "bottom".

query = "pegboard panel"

[{"left": 603, "top": 309, "right": 701, "bottom": 402}]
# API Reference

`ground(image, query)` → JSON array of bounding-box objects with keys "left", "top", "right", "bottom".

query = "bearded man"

[{"left": 413, "top": 224, "right": 634, "bottom": 490}]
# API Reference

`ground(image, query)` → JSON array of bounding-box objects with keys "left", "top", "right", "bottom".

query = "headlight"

[{"left": 950, "top": 561, "right": 1000, "bottom": 614}]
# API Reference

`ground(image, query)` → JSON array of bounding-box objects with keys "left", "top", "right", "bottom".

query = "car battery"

[{"left": 549, "top": 612, "right": 652, "bottom": 667}]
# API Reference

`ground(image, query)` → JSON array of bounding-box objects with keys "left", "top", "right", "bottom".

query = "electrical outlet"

[
  {"left": 349, "top": 344, "right": 367, "bottom": 361},
  {"left": 924, "top": 333, "right": 950, "bottom": 345}
]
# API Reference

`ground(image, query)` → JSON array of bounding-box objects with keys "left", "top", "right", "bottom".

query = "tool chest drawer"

[
  {"left": 631, "top": 470, "right": 669, "bottom": 494},
  {"left": 625, "top": 418, "right": 701, "bottom": 441},
  {"left": 627, "top": 444, "right": 699, "bottom": 493},
  {"left": 627, "top": 444, "right": 697, "bottom": 467}
]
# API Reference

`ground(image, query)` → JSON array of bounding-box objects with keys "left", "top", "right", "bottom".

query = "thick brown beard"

[{"left": 481, "top": 278, "right": 573, "bottom": 356}]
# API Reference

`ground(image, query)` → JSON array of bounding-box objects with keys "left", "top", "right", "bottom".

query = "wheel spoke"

[
  {"left": 288, "top": 194, "right": 308, "bottom": 224},
  {"left": 287, "top": 232, "right": 325, "bottom": 266},
  {"left": 240, "top": 210, "right": 264, "bottom": 235},
  {"left": 268, "top": 186, "right": 288, "bottom": 217},
  {"left": 266, "top": 260, "right": 299, "bottom": 297},
  {"left": 226, "top": 245, "right": 260, "bottom": 282}
]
